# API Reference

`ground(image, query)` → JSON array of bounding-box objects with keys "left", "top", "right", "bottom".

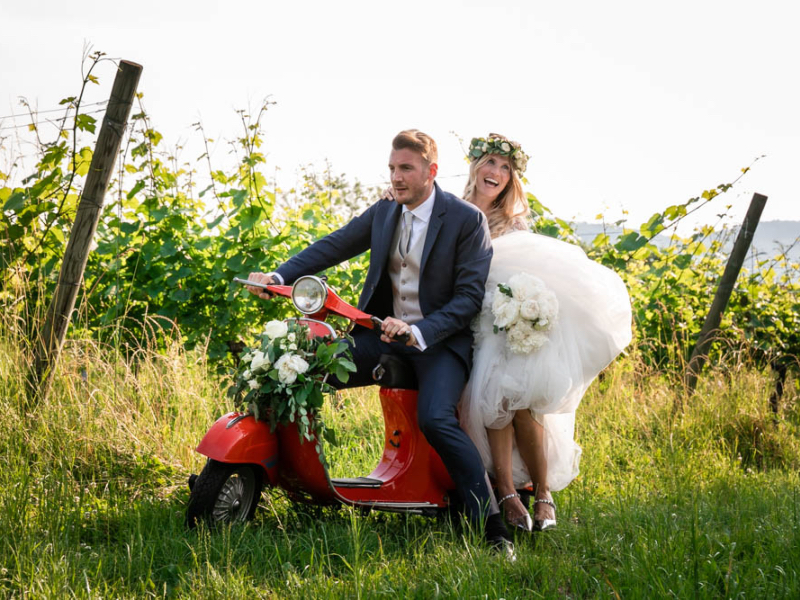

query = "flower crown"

[{"left": 468, "top": 135, "right": 529, "bottom": 174}]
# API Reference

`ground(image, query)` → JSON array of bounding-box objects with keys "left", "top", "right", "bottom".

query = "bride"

[{"left": 458, "top": 134, "right": 632, "bottom": 532}]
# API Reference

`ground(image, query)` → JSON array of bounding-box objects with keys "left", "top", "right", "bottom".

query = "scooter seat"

[{"left": 372, "top": 354, "right": 419, "bottom": 390}]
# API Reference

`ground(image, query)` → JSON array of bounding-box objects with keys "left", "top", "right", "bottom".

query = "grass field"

[{"left": 1, "top": 325, "right": 799, "bottom": 598}]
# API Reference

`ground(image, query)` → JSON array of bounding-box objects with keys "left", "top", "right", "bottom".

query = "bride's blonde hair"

[{"left": 463, "top": 136, "right": 530, "bottom": 238}]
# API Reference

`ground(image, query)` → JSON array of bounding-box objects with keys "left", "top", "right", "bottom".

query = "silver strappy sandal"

[
  {"left": 498, "top": 492, "right": 533, "bottom": 532},
  {"left": 533, "top": 497, "right": 557, "bottom": 532}
]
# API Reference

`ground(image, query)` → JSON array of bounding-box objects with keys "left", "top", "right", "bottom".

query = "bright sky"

[{"left": 2, "top": 0, "right": 798, "bottom": 230}]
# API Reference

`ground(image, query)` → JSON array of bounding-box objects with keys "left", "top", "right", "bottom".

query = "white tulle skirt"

[{"left": 459, "top": 230, "right": 632, "bottom": 490}]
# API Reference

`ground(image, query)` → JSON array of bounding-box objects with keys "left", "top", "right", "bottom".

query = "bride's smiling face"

[{"left": 475, "top": 154, "right": 512, "bottom": 201}]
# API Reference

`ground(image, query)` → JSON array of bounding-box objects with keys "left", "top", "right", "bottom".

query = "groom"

[{"left": 247, "top": 130, "right": 512, "bottom": 551}]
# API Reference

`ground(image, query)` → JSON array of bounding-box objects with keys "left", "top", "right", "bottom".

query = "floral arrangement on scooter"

[{"left": 230, "top": 319, "right": 356, "bottom": 459}]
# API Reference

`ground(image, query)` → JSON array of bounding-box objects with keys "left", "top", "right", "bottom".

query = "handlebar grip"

[
  {"left": 393, "top": 331, "right": 411, "bottom": 344},
  {"left": 370, "top": 316, "right": 411, "bottom": 345}
]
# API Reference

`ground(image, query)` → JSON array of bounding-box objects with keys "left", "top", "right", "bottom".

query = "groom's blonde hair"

[{"left": 392, "top": 129, "right": 438, "bottom": 166}]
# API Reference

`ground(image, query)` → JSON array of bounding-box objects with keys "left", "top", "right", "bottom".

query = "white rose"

[
  {"left": 519, "top": 299, "right": 540, "bottom": 321},
  {"left": 240, "top": 352, "right": 253, "bottom": 363},
  {"left": 242, "top": 369, "right": 252, "bottom": 380},
  {"left": 508, "top": 272, "right": 545, "bottom": 302},
  {"left": 275, "top": 353, "right": 310, "bottom": 384},
  {"left": 289, "top": 354, "right": 309, "bottom": 374},
  {"left": 538, "top": 291, "right": 559, "bottom": 323},
  {"left": 491, "top": 290, "right": 508, "bottom": 312},
  {"left": 263, "top": 320, "right": 288, "bottom": 339},
  {"left": 289, "top": 343, "right": 297, "bottom": 351},
  {"left": 248, "top": 379, "right": 260, "bottom": 390},
  {"left": 288, "top": 332, "right": 296, "bottom": 342},
  {"left": 250, "top": 350, "right": 270, "bottom": 373},
  {"left": 492, "top": 294, "right": 520, "bottom": 329},
  {"left": 507, "top": 320, "right": 548, "bottom": 354},
  {"left": 481, "top": 142, "right": 488, "bottom": 152},
  {"left": 501, "top": 142, "right": 511, "bottom": 153}
]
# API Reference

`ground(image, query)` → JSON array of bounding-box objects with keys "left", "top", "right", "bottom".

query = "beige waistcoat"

[{"left": 388, "top": 215, "right": 428, "bottom": 324}]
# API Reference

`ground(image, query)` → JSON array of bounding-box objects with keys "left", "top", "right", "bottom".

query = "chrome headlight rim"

[{"left": 291, "top": 275, "right": 329, "bottom": 315}]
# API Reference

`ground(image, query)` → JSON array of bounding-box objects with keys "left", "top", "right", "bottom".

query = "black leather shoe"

[
  {"left": 484, "top": 512, "right": 516, "bottom": 560},
  {"left": 486, "top": 535, "right": 516, "bottom": 561}
]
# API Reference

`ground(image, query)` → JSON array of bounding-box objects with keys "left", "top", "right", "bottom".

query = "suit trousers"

[{"left": 331, "top": 328, "right": 497, "bottom": 523}]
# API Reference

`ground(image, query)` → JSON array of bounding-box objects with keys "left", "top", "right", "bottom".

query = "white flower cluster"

[
  {"left": 468, "top": 135, "right": 530, "bottom": 174},
  {"left": 275, "top": 353, "right": 309, "bottom": 384},
  {"left": 263, "top": 320, "right": 288, "bottom": 339},
  {"left": 491, "top": 272, "right": 558, "bottom": 354},
  {"left": 240, "top": 320, "right": 310, "bottom": 389}
]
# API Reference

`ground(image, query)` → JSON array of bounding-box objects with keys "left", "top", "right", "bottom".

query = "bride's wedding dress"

[{"left": 460, "top": 230, "right": 632, "bottom": 490}]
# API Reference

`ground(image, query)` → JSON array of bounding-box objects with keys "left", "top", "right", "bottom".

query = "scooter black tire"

[{"left": 186, "top": 459, "right": 262, "bottom": 528}]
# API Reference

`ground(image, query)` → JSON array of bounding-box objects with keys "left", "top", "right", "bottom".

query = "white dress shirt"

[{"left": 401, "top": 187, "right": 436, "bottom": 350}]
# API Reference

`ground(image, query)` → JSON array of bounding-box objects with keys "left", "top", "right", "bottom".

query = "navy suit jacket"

[{"left": 275, "top": 183, "right": 493, "bottom": 369}]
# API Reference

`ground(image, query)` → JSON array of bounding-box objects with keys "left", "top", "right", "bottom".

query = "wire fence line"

[
  {"left": 0, "top": 108, "right": 109, "bottom": 133},
  {"left": 0, "top": 99, "right": 109, "bottom": 121},
  {"left": 0, "top": 98, "right": 471, "bottom": 194}
]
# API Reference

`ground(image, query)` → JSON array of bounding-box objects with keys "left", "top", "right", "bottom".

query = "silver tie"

[{"left": 399, "top": 211, "right": 413, "bottom": 258}]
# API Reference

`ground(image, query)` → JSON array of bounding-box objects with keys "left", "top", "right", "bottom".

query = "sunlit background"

[{"left": 2, "top": 0, "right": 798, "bottom": 230}]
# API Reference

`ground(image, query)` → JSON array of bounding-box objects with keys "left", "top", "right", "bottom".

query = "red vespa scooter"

[{"left": 186, "top": 275, "right": 457, "bottom": 527}]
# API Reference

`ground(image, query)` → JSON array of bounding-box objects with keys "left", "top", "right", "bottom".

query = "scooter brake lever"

[{"left": 233, "top": 277, "right": 269, "bottom": 290}]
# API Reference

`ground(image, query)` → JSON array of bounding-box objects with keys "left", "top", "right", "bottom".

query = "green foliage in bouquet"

[{"left": 228, "top": 319, "right": 356, "bottom": 461}]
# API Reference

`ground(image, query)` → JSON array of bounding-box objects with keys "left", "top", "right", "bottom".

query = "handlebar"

[{"left": 234, "top": 277, "right": 411, "bottom": 344}]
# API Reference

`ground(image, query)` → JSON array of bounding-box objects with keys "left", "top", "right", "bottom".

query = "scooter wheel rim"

[{"left": 212, "top": 468, "right": 256, "bottom": 523}]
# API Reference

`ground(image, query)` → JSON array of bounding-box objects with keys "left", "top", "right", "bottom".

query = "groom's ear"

[{"left": 428, "top": 161, "right": 438, "bottom": 180}]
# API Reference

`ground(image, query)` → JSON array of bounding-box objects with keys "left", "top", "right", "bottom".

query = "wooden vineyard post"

[
  {"left": 683, "top": 192, "right": 768, "bottom": 396},
  {"left": 29, "top": 60, "right": 143, "bottom": 404}
]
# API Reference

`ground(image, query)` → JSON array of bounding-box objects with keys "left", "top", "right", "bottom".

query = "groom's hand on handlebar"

[
  {"left": 245, "top": 272, "right": 276, "bottom": 300},
  {"left": 380, "top": 316, "right": 416, "bottom": 346}
]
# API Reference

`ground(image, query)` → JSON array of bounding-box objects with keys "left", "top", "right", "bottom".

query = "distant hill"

[
  {"left": 571, "top": 220, "right": 800, "bottom": 265},
  {"left": 750, "top": 221, "right": 800, "bottom": 258}
]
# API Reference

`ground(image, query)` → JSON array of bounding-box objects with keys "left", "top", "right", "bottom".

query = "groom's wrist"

[{"left": 411, "top": 325, "right": 426, "bottom": 351}]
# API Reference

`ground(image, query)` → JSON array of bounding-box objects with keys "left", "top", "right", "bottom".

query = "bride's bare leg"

[
  {"left": 512, "top": 410, "right": 555, "bottom": 521},
  {"left": 486, "top": 423, "right": 529, "bottom": 526}
]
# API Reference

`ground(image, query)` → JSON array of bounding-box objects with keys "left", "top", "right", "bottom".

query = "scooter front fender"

[{"left": 196, "top": 412, "right": 278, "bottom": 484}]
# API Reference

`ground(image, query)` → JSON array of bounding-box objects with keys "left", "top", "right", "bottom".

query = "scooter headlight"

[{"left": 291, "top": 276, "right": 328, "bottom": 314}]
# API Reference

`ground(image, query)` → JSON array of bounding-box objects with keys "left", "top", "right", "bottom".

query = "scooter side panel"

[
  {"left": 335, "top": 388, "right": 454, "bottom": 507},
  {"left": 275, "top": 422, "right": 338, "bottom": 504},
  {"left": 196, "top": 412, "right": 279, "bottom": 484}
]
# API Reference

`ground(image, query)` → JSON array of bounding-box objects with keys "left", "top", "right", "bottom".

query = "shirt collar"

[{"left": 401, "top": 185, "right": 436, "bottom": 224}]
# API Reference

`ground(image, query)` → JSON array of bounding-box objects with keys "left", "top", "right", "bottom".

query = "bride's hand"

[{"left": 380, "top": 186, "right": 396, "bottom": 201}]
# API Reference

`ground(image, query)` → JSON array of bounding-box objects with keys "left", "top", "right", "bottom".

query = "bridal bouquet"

[
  {"left": 230, "top": 320, "right": 356, "bottom": 458},
  {"left": 491, "top": 272, "right": 559, "bottom": 354}
]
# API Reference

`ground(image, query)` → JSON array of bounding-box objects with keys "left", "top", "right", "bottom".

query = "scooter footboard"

[{"left": 196, "top": 412, "right": 279, "bottom": 484}]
